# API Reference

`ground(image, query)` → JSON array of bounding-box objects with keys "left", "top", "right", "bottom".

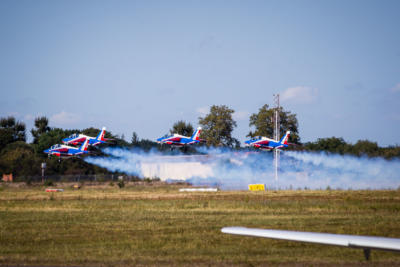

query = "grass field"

[{"left": 1, "top": 182, "right": 400, "bottom": 266}]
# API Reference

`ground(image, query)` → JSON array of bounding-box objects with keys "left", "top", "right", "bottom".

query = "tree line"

[{"left": 1, "top": 104, "right": 399, "bottom": 179}]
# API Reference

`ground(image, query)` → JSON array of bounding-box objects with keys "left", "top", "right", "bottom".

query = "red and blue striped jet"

[
  {"left": 245, "top": 131, "right": 291, "bottom": 150},
  {"left": 62, "top": 127, "right": 108, "bottom": 146},
  {"left": 43, "top": 139, "right": 90, "bottom": 161},
  {"left": 157, "top": 127, "right": 203, "bottom": 148}
]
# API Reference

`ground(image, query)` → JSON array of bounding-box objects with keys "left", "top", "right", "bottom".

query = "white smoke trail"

[
  {"left": 284, "top": 151, "right": 400, "bottom": 190},
  {"left": 85, "top": 147, "right": 400, "bottom": 190}
]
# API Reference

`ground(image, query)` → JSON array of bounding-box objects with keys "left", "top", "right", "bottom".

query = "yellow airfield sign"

[{"left": 248, "top": 184, "right": 265, "bottom": 191}]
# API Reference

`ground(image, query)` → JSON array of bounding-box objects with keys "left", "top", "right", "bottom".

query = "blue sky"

[{"left": 1, "top": 0, "right": 399, "bottom": 146}]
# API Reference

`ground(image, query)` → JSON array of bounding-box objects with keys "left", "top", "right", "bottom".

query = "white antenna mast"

[{"left": 273, "top": 94, "right": 280, "bottom": 182}]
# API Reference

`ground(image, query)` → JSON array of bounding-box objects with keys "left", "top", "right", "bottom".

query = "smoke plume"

[{"left": 85, "top": 147, "right": 400, "bottom": 190}]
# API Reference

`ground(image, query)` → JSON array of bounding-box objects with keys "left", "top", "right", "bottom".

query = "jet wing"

[
  {"left": 258, "top": 140, "right": 270, "bottom": 145},
  {"left": 163, "top": 137, "right": 183, "bottom": 145},
  {"left": 168, "top": 137, "right": 182, "bottom": 142},
  {"left": 54, "top": 148, "right": 69, "bottom": 153},
  {"left": 89, "top": 139, "right": 105, "bottom": 146},
  {"left": 221, "top": 227, "right": 400, "bottom": 259},
  {"left": 252, "top": 140, "right": 272, "bottom": 148},
  {"left": 165, "top": 141, "right": 185, "bottom": 146},
  {"left": 63, "top": 137, "right": 87, "bottom": 144},
  {"left": 181, "top": 138, "right": 199, "bottom": 144},
  {"left": 254, "top": 144, "right": 272, "bottom": 150}
]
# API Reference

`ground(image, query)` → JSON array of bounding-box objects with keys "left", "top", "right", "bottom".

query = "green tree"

[
  {"left": 82, "top": 127, "right": 103, "bottom": 137},
  {"left": 248, "top": 104, "right": 300, "bottom": 144},
  {"left": 138, "top": 139, "right": 160, "bottom": 151},
  {"left": 381, "top": 146, "right": 400, "bottom": 159},
  {"left": 0, "top": 141, "right": 39, "bottom": 177},
  {"left": 198, "top": 105, "right": 239, "bottom": 147},
  {"left": 170, "top": 121, "right": 194, "bottom": 137},
  {"left": 31, "top": 116, "right": 50, "bottom": 144},
  {"left": 131, "top": 131, "right": 139, "bottom": 145},
  {"left": 0, "top": 116, "right": 26, "bottom": 151},
  {"left": 305, "top": 137, "right": 350, "bottom": 154},
  {"left": 352, "top": 140, "right": 379, "bottom": 157}
]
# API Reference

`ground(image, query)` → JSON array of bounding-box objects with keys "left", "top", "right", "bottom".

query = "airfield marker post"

[{"left": 41, "top": 162, "right": 46, "bottom": 183}]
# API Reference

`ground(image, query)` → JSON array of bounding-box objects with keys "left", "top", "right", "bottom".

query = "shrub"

[
  {"left": 25, "top": 177, "right": 33, "bottom": 186},
  {"left": 117, "top": 180, "right": 125, "bottom": 188},
  {"left": 44, "top": 180, "right": 54, "bottom": 186}
]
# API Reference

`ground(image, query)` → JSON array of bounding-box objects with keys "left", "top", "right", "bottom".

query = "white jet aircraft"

[{"left": 222, "top": 227, "right": 400, "bottom": 260}]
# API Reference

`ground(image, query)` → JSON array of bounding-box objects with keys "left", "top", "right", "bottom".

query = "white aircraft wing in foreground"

[{"left": 221, "top": 227, "right": 400, "bottom": 260}]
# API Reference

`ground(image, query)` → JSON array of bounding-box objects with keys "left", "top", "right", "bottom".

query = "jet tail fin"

[
  {"left": 191, "top": 127, "right": 202, "bottom": 141},
  {"left": 79, "top": 139, "right": 90, "bottom": 151},
  {"left": 96, "top": 127, "right": 106, "bottom": 141},
  {"left": 279, "top": 131, "right": 291, "bottom": 145}
]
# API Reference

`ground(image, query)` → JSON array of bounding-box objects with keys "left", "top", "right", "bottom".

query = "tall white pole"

[{"left": 273, "top": 94, "right": 280, "bottom": 182}]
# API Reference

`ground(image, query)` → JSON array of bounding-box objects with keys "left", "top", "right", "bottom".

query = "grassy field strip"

[
  {"left": 1, "top": 186, "right": 400, "bottom": 265},
  {"left": 1, "top": 188, "right": 399, "bottom": 200}
]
